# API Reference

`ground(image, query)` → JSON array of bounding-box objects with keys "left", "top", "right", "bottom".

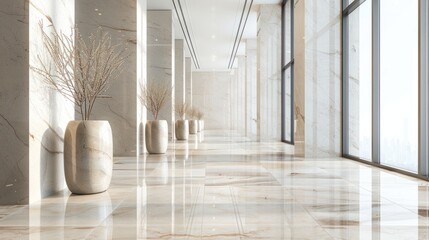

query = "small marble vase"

[
  {"left": 189, "top": 120, "right": 198, "bottom": 134},
  {"left": 175, "top": 120, "right": 189, "bottom": 140},
  {"left": 64, "top": 120, "right": 113, "bottom": 195},
  {"left": 145, "top": 120, "right": 168, "bottom": 154},
  {"left": 199, "top": 120, "right": 204, "bottom": 131}
]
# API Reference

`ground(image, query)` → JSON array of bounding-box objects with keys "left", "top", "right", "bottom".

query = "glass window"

[
  {"left": 380, "top": 0, "right": 419, "bottom": 172},
  {"left": 347, "top": 0, "right": 372, "bottom": 160}
]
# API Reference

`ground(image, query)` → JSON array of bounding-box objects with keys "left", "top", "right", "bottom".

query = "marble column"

[
  {"left": 0, "top": 0, "right": 75, "bottom": 205},
  {"left": 147, "top": 10, "right": 175, "bottom": 140},
  {"left": 294, "top": 0, "right": 306, "bottom": 156},
  {"left": 246, "top": 39, "right": 258, "bottom": 140},
  {"left": 137, "top": 0, "right": 147, "bottom": 155},
  {"left": 237, "top": 56, "right": 246, "bottom": 135},
  {"left": 257, "top": 4, "right": 282, "bottom": 141},
  {"left": 175, "top": 39, "right": 185, "bottom": 107},
  {"left": 294, "top": 0, "right": 342, "bottom": 157},
  {"left": 185, "top": 57, "right": 193, "bottom": 107},
  {"left": 75, "top": 0, "right": 139, "bottom": 157}
]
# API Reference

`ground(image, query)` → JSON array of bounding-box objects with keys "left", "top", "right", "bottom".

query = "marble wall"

[
  {"left": 257, "top": 4, "right": 282, "bottom": 141},
  {"left": 147, "top": 10, "right": 175, "bottom": 139},
  {"left": 137, "top": 0, "right": 147, "bottom": 155},
  {"left": 0, "top": 0, "right": 75, "bottom": 204},
  {"left": 294, "top": 0, "right": 342, "bottom": 157},
  {"left": 29, "top": 0, "right": 75, "bottom": 202},
  {"left": 192, "top": 71, "right": 235, "bottom": 130},
  {"left": 185, "top": 57, "right": 193, "bottom": 107},
  {"left": 246, "top": 39, "right": 258, "bottom": 140},
  {"left": 175, "top": 39, "right": 185, "bottom": 108},
  {"left": 236, "top": 56, "right": 246, "bottom": 134},
  {"left": 0, "top": 0, "right": 31, "bottom": 205},
  {"left": 75, "top": 0, "right": 138, "bottom": 157},
  {"left": 294, "top": 0, "right": 306, "bottom": 156}
]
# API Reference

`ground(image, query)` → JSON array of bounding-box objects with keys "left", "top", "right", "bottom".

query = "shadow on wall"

[{"left": 39, "top": 126, "right": 65, "bottom": 198}]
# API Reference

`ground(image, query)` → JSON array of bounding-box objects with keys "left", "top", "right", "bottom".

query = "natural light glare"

[{"left": 380, "top": 0, "right": 418, "bottom": 172}]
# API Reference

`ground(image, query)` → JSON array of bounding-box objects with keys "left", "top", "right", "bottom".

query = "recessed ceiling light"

[
  {"left": 211, "top": 35, "right": 216, "bottom": 39},
  {"left": 155, "top": 38, "right": 159, "bottom": 42},
  {"left": 94, "top": 8, "right": 98, "bottom": 11},
  {"left": 98, "top": 13, "right": 102, "bottom": 16}
]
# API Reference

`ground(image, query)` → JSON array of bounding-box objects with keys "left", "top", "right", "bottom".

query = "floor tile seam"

[
  {"left": 298, "top": 202, "right": 338, "bottom": 240},
  {"left": 229, "top": 186, "right": 245, "bottom": 237},
  {"left": 349, "top": 183, "right": 424, "bottom": 215},
  {"left": 185, "top": 185, "right": 201, "bottom": 237},
  {"left": 199, "top": 185, "right": 206, "bottom": 237}
]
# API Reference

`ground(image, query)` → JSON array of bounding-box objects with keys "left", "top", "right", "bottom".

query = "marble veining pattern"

[
  {"left": 257, "top": 4, "right": 282, "bottom": 141},
  {"left": 1, "top": 130, "right": 429, "bottom": 239},
  {"left": 76, "top": 0, "right": 138, "bottom": 157},
  {"left": 147, "top": 10, "right": 175, "bottom": 140}
]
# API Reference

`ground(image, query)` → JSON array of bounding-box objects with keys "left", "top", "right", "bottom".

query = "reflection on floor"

[{"left": 1, "top": 130, "right": 429, "bottom": 239}]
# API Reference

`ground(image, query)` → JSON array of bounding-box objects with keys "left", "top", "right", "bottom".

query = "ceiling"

[{"left": 147, "top": 0, "right": 281, "bottom": 71}]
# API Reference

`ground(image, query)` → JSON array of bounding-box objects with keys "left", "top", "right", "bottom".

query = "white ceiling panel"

[{"left": 147, "top": 0, "right": 280, "bottom": 71}]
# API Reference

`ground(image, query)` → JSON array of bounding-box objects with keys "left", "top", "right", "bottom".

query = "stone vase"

[
  {"left": 189, "top": 120, "right": 198, "bottom": 134},
  {"left": 145, "top": 120, "right": 168, "bottom": 154},
  {"left": 64, "top": 120, "right": 113, "bottom": 195},
  {"left": 175, "top": 120, "right": 189, "bottom": 140},
  {"left": 199, "top": 120, "right": 204, "bottom": 131}
]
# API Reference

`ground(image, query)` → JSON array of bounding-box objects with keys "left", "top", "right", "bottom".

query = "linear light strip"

[
  {"left": 177, "top": 0, "right": 200, "bottom": 68},
  {"left": 228, "top": 0, "right": 248, "bottom": 68},
  {"left": 230, "top": 0, "right": 254, "bottom": 69},
  {"left": 172, "top": 0, "right": 200, "bottom": 69}
]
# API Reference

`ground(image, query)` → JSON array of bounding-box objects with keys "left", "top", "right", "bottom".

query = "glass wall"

[
  {"left": 379, "top": 0, "right": 418, "bottom": 172},
  {"left": 281, "top": 0, "right": 294, "bottom": 143},
  {"left": 346, "top": 0, "right": 372, "bottom": 161},
  {"left": 343, "top": 0, "right": 424, "bottom": 175}
]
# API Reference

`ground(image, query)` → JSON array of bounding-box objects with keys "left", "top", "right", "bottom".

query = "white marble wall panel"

[
  {"left": 0, "top": 0, "right": 76, "bottom": 205},
  {"left": 175, "top": 39, "right": 185, "bottom": 107},
  {"left": 303, "top": 0, "right": 341, "bottom": 157},
  {"left": 29, "top": 0, "right": 75, "bottom": 203},
  {"left": 75, "top": 0, "right": 138, "bottom": 157},
  {"left": 257, "top": 4, "right": 282, "bottom": 141},
  {"left": 236, "top": 56, "right": 246, "bottom": 135},
  {"left": 192, "top": 71, "right": 234, "bottom": 130},
  {"left": 246, "top": 39, "right": 258, "bottom": 140},
  {"left": 137, "top": 0, "right": 147, "bottom": 155},
  {"left": 230, "top": 70, "right": 238, "bottom": 130},
  {"left": 185, "top": 57, "right": 193, "bottom": 107},
  {"left": 147, "top": 10, "right": 175, "bottom": 140},
  {"left": 294, "top": 0, "right": 342, "bottom": 157},
  {"left": 0, "top": 0, "right": 31, "bottom": 205},
  {"left": 294, "top": 0, "right": 306, "bottom": 156}
]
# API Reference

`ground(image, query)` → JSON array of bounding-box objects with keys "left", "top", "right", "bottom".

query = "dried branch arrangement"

[
  {"left": 31, "top": 22, "right": 127, "bottom": 120},
  {"left": 186, "top": 107, "right": 197, "bottom": 120},
  {"left": 196, "top": 110, "right": 204, "bottom": 120},
  {"left": 139, "top": 82, "right": 172, "bottom": 120},
  {"left": 175, "top": 102, "right": 189, "bottom": 120}
]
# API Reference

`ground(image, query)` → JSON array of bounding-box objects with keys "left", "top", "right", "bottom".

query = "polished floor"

[{"left": 1, "top": 131, "right": 429, "bottom": 239}]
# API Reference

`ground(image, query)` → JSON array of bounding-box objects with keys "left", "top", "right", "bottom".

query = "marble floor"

[{"left": 1, "top": 131, "right": 429, "bottom": 239}]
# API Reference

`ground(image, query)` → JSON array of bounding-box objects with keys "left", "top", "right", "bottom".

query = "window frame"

[
  {"left": 281, "top": 0, "right": 294, "bottom": 144},
  {"left": 342, "top": 0, "right": 429, "bottom": 179}
]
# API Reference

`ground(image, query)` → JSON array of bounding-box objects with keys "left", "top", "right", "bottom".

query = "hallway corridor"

[{"left": 0, "top": 131, "right": 428, "bottom": 239}]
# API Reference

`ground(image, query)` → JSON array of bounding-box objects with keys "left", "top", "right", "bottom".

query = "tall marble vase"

[
  {"left": 145, "top": 120, "right": 168, "bottom": 154},
  {"left": 64, "top": 120, "right": 113, "bottom": 195},
  {"left": 189, "top": 120, "right": 198, "bottom": 134},
  {"left": 175, "top": 120, "right": 189, "bottom": 140}
]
